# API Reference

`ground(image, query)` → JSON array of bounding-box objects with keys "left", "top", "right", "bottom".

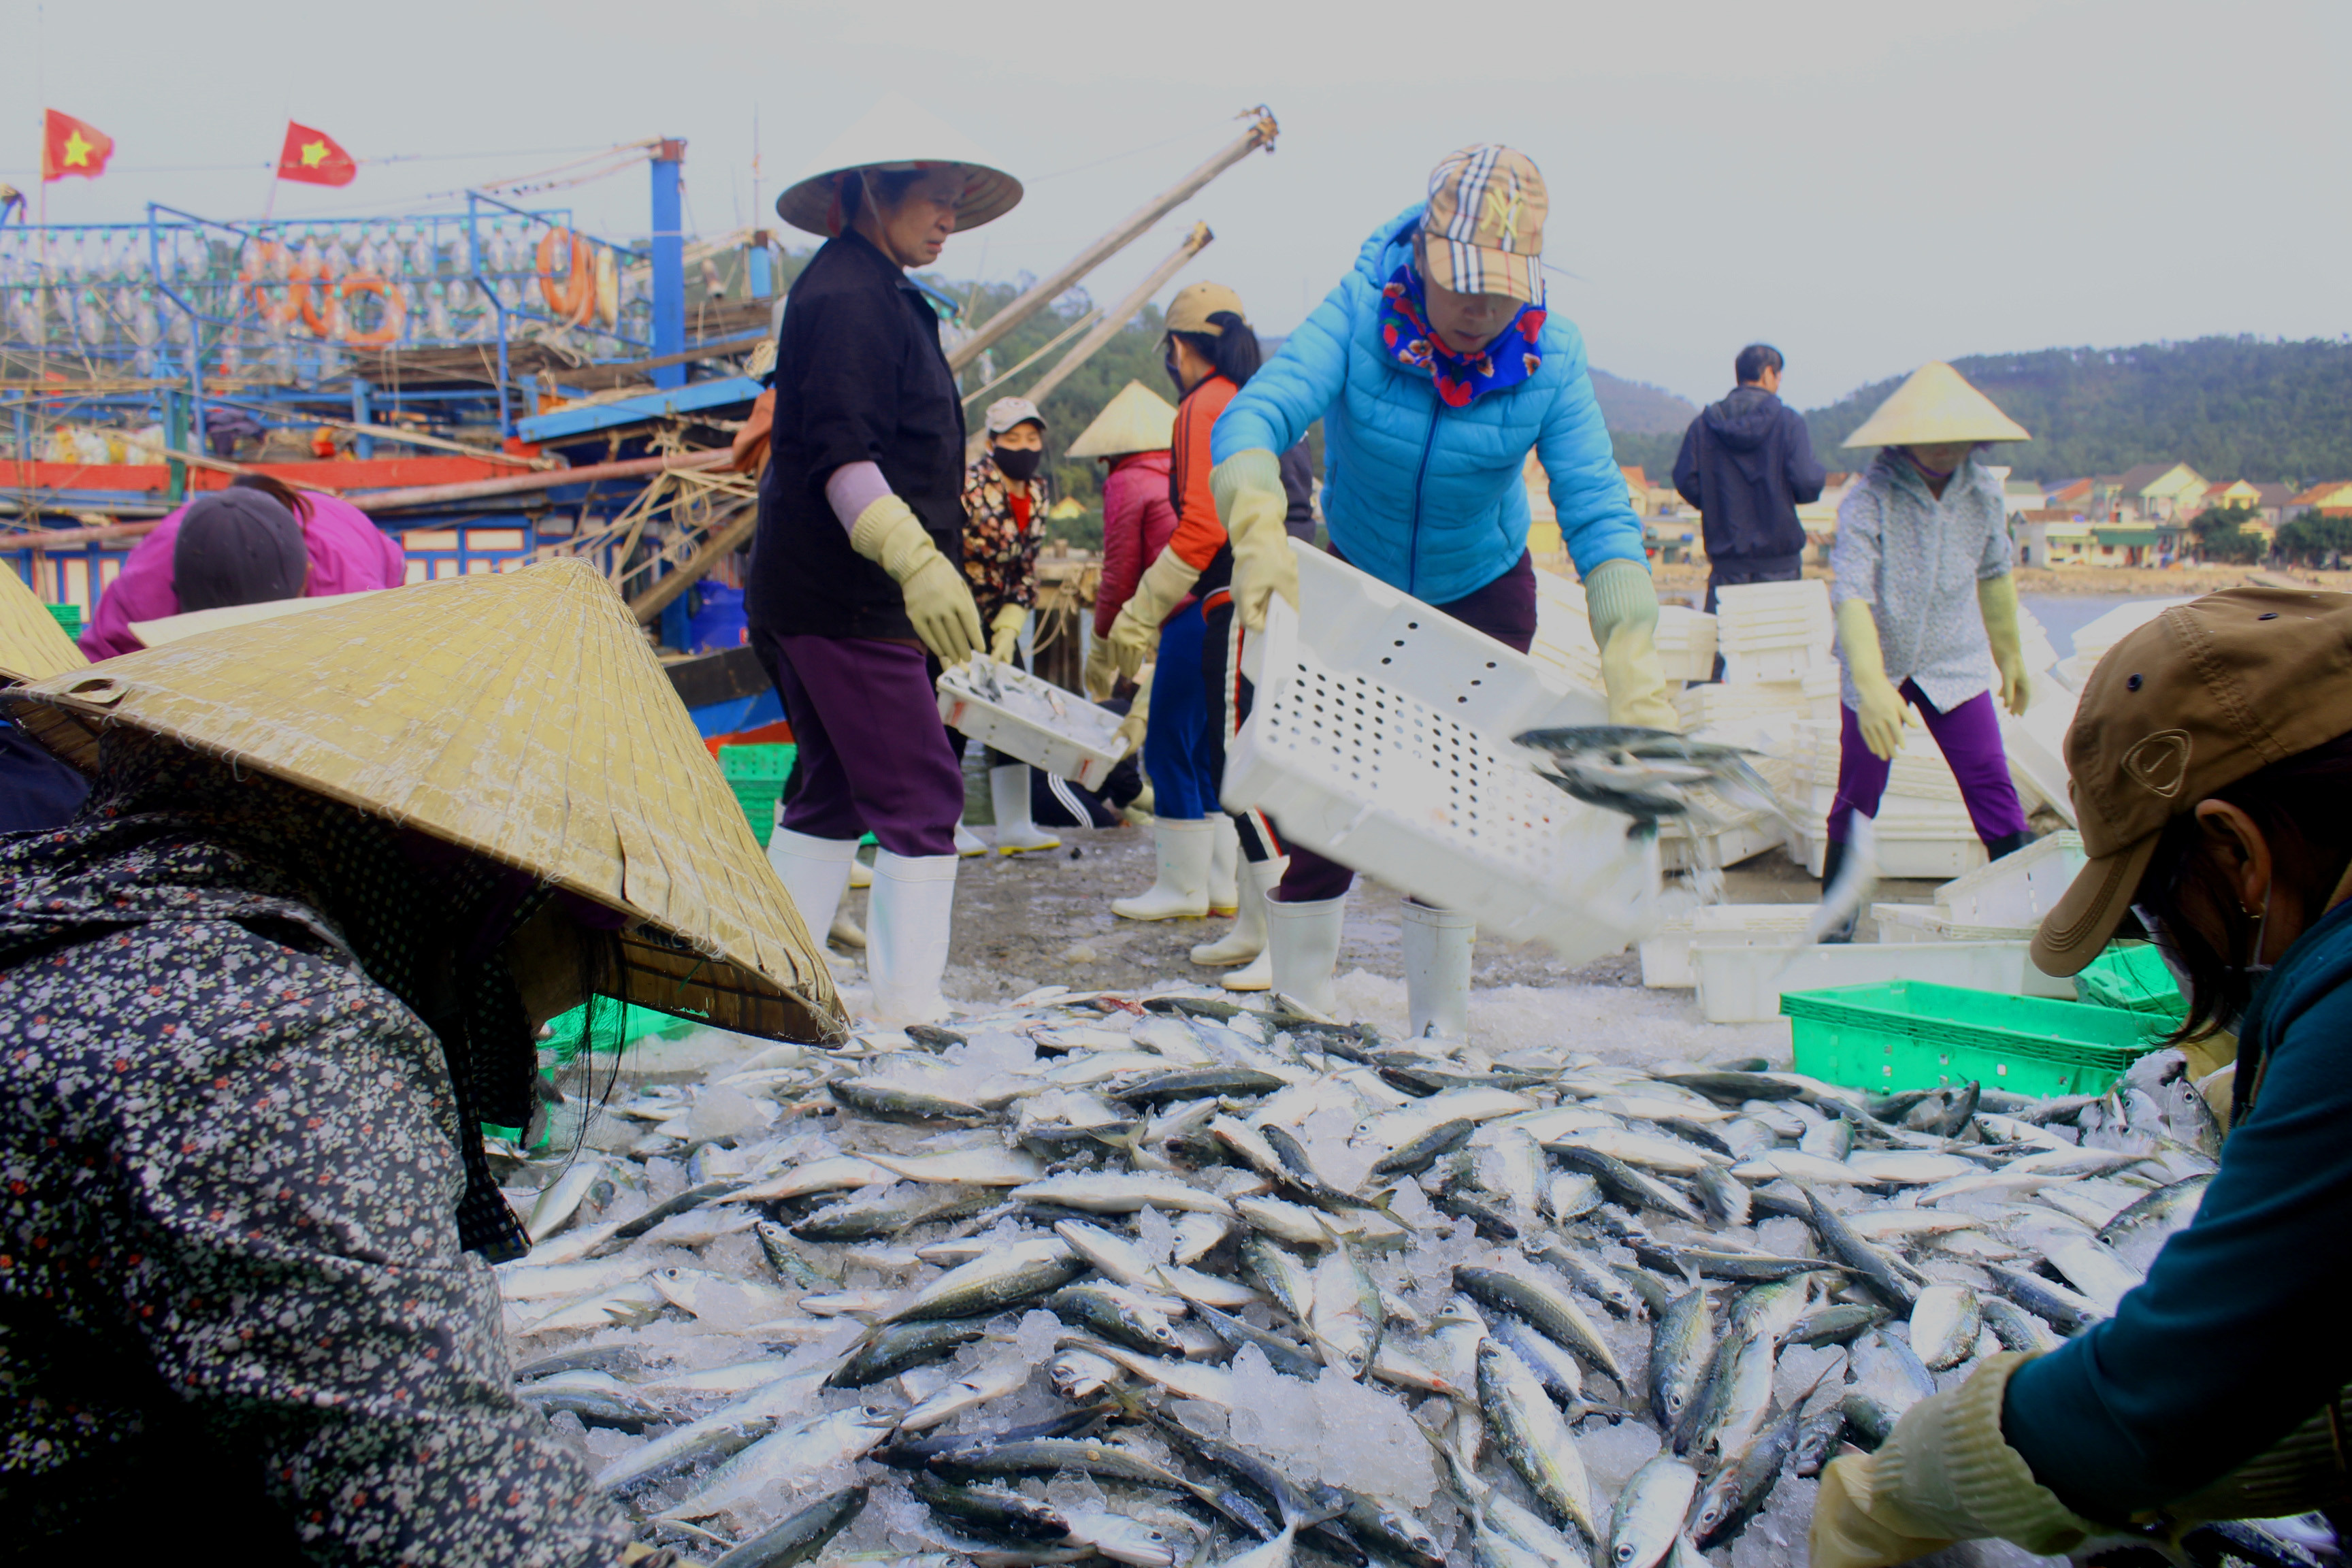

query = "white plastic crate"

[
  {"left": 1228, "top": 544, "right": 1661, "bottom": 963},
  {"left": 938, "top": 659, "right": 1128, "bottom": 789},
  {"left": 1639, "top": 904, "right": 1817, "bottom": 987},
  {"left": 1931, "top": 830, "right": 2085, "bottom": 925},
  {"left": 1872, "top": 903, "right": 2036, "bottom": 943},
  {"left": 1722, "top": 644, "right": 1823, "bottom": 684},
  {"left": 2002, "top": 687, "right": 2078, "bottom": 827},
  {"left": 1659, "top": 811, "right": 1785, "bottom": 872},
  {"left": 1677, "top": 680, "right": 1810, "bottom": 730},
  {"left": 1692, "top": 936, "right": 2069, "bottom": 1023},
  {"left": 1787, "top": 819, "right": 1988, "bottom": 881}
]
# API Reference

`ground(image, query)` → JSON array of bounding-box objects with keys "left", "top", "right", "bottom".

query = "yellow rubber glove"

[
  {"left": 1838, "top": 597, "right": 1911, "bottom": 762},
  {"left": 1212, "top": 449, "right": 1296, "bottom": 633},
  {"left": 1082, "top": 637, "right": 1119, "bottom": 702},
  {"left": 989, "top": 604, "right": 1027, "bottom": 664},
  {"left": 1810, "top": 1354, "right": 2093, "bottom": 1568},
  {"left": 1106, "top": 548, "right": 1198, "bottom": 680},
  {"left": 848, "top": 495, "right": 983, "bottom": 665},
  {"left": 1115, "top": 666, "right": 1152, "bottom": 758},
  {"left": 1584, "top": 559, "right": 1680, "bottom": 730},
  {"left": 1976, "top": 573, "right": 2032, "bottom": 716}
]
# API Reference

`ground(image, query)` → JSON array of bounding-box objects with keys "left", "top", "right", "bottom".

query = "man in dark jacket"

[{"left": 1673, "top": 344, "right": 1827, "bottom": 632}]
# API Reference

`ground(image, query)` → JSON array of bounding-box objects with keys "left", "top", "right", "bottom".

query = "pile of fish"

[{"left": 493, "top": 987, "right": 2242, "bottom": 1568}]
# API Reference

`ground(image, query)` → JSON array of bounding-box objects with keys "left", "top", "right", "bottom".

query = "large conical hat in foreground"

[
  {"left": 2, "top": 559, "right": 844, "bottom": 1044},
  {"left": 1066, "top": 380, "right": 1179, "bottom": 459},
  {"left": 129, "top": 589, "right": 385, "bottom": 649},
  {"left": 777, "top": 92, "right": 1022, "bottom": 239},
  {"left": 1842, "top": 361, "right": 2031, "bottom": 447},
  {"left": 0, "top": 566, "right": 88, "bottom": 683}
]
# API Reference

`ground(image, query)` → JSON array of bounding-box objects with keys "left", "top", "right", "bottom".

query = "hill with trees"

[{"left": 1797, "top": 337, "right": 2352, "bottom": 485}]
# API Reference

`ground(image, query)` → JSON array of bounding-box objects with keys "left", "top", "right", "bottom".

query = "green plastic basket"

[
  {"left": 44, "top": 602, "right": 81, "bottom": 638},
  {"left": 1783, "top": 979, "right": 2168, "bottom": 1097},
  {"left": 2074, "top": 943, "right": 2187, "bottom": 1019},
  {"left": 719, "top": 743, "right": 795, "bottom": 847}
]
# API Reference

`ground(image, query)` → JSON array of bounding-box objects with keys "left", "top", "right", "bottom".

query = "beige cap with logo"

[
  {"left": 1420, "top": 144, "right": 1547, "bottom": 306},
  {"left": 2033, "top": 587, "right": 2352, "bottom": 976}
]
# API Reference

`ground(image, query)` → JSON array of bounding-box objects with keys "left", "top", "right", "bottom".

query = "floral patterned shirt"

[
  {"left": 1830, "top": 448, "right": 2014, "bottom": 713},
  {"left": 0, "top": 743, "right": 638, "bottom": 1563},
  {"left": 960, "top": 451, "right": 1051, "bottom": 619}
]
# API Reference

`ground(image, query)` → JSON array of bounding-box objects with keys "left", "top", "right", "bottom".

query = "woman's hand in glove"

[
  {"left": 1836, "top": 598, "right": 1910, "bottom": 761},
  {"left": 1212, "top": 450, "right": 1296, "bottom": 633},
  {"left": 1583, "top": 559, "right": 1680, "bottom": 730},
  {"left": 1083, "top": 638, "right": 1120, "bottom": 702},
  {"left": 847, "top": 495, "right": 983, "bottom": 665},
  {"left": 1107, "top": 548, "right": 1198, "bottom": 680},
  {"left": 1810, "top": 1354, "right": 2093, "bottom": 1568},
  {"left": 989, "top": 604, "right": 1027, "bottom": 664}
]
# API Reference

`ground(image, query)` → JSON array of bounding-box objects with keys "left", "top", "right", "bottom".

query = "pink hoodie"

[{"left": 80, "top": 491, "right": 408, "bottom": 660}]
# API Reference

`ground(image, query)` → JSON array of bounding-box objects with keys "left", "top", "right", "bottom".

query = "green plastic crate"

[
  {"left": 44, "top": 602, "right": 81, "bottom": 638},
  {"left": 1783, "top": 979, "right": 2167, "bottom": 1098},
  {"left": 719, "top": 743, "right": 794, "bottom": 846},
  {"left": 2074, "top": 943, "right": 2187, "bottom": 1019}
]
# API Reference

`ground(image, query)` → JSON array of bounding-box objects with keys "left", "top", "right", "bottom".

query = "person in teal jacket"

[{"left": 1201, "top": 144, "right": 1678, "bottom": 1034}]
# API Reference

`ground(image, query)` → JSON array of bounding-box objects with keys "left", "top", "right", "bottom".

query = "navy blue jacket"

[
  {"left": 2004, "top": 900, "right": 2352, "bottom": 1518},
  {"left": 1671, "top": 386, "right": 1825, "bottom": 576}
]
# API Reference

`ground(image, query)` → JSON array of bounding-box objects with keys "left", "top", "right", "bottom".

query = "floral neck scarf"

[{"left": 1378, "top": 263, "right": 1546, "bottom": 408}]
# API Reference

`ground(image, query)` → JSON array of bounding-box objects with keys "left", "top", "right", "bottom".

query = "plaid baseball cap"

[
  {"left": 2032, "top": 587, "right": 2352, "bottom": 977},
  {"left": 983, "top": 396, "right": 1046, "bottom": 436},
  {"left": 1421, "top": 145, "right": 1547, "bottom": 305}
]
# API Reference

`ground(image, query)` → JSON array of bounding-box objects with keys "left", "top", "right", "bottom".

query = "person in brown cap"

[{"left": 1812, "top": 586, "right": 2352, "bottom": 1568}]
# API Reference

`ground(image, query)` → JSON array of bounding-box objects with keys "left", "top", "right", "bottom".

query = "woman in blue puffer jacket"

[{"left": 1204, "top": 144, "right": 1678, "bottom": 1032}]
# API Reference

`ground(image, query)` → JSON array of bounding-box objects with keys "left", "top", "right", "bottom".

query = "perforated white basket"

[
  {"left": 1225, "top": 543, "right": 1663, "bottom": 963},
  {"left": 938, "top": 659, "right": 1128, "bottom": 789}
]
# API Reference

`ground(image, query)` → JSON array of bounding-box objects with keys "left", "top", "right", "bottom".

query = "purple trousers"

[
  {"left": 1275, "top": 552, "right": 1541, "bottom": 904},
  {"left": 1829, "top": 679, "right": 2029, "bottom": 847},
  {"left": 754, "top": 630, "right": 964, "bottom": 858}
]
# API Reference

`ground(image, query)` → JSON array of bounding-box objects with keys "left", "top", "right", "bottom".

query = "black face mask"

[
  {"left": 992, "top": 445, "right": 1043, "bottom": 483},
  {"left": 1164, "top": 350, "right": 1186, "bottom": 395}
]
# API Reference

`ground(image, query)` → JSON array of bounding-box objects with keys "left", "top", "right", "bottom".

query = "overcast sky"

[{"left": 7, "top": 0, "right": 2344, "bottom": 408}]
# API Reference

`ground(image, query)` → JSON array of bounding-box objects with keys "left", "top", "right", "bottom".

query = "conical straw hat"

[
  {"left": 131, "top": 589, "right": 385, "bottom": 649},
  {"left": 1066, "top": 380, "right": 1179, "bottom": 459},
  {"left": 0, "top": 567, "right": 88, "bottom": 683},
  {"left": 2, "top": 559, "right": 844, "bottom": 1044},
  {"left": 777, "top": 91, "right": 1023, "bottom": 239},
  {"left": 1843, "top": 361, "right": 2031, "bottom": 447}
]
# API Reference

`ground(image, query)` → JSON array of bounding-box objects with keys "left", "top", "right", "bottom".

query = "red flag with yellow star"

[
  {"left": 277, "top": 121, "right": 357, "bottom": 188},
  {"left": 41, "top": 110, "right": 114, "bottom": 182}
]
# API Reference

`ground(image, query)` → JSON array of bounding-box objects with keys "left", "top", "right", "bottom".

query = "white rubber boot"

[
  {"left": 1196, "top": 855, "right": 1284, "bottom": 968},
  {"left": 848, "top": 853, "right": 874, "bottom": 890},
  {"left": 828, "top": 910, "right": 866, "bottom": 949},
  {"left": 1265, "top": 894, "right": 1346, "bottom": 1017},
  {"left": 1111, "top": 819, "right": 1215, "bottom": 921},
  {"left": 1401, "top": 900, "right": 1475, "bottom": 1041},
  {"left": 866, "top": 851, "right": 958, "bottom": 1025},
  {"left": 1207, "top": 817, "right": 1240, "bottom": 916},
  {"left": 766, "top": 828, "right": 859, "bottom": 946},
  {"left": 953, "top": 821, "right": 987, "bottom": 858},
  {"left": 990, "top": 764, "right": 1061, "bottom": 854}
]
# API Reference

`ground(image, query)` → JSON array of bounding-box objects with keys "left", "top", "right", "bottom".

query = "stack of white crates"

[
  {"left": 1530, "top": 574, "right": 1717, "bottom": 687},
  {"left": 1713, "top": 579, "right": 1834, "bottom": 683},
  {"left": 1786, "top": 717, "right": 1989, "bottom": 879}
]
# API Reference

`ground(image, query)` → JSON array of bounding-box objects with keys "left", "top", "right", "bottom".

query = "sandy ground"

[{"left": 819, "top": 767, "right": 1952, "bottom": 1066}]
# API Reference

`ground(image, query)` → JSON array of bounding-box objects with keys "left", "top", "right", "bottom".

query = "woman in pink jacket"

[{"left": 81, "top": 474, "right": 407, "bottom": 659}]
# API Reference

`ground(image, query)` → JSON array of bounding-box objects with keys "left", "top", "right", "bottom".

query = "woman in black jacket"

[{"left": 749, "top": 105, "right": 1023, "bottom": 1027}]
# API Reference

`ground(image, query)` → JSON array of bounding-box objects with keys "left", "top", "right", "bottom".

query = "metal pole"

[
  {"left": 350, "top": 376, "right": 373, "bottom": 459},
  {"left": 946, "top": 108, "right": 1275, "bottom": 376},
  {"left": 650, "top": 140, "right": 687, "bottom": 391},
  {"left": 1023, "top": 223, "right": 1211, "bottom": 409}
]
